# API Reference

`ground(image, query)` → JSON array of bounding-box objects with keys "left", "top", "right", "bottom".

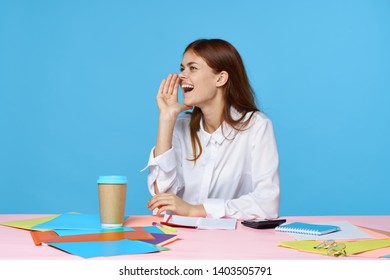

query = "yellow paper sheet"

[
  {"left": 349, "top": 226, "right": 390, "bottom": 258},
  {"left": 0, "top": 215, "right": 59, "bottom": 231},
  {"left": 156, "top": 225, "right": 177, "bottom": 234},
  {"left": 278, "top": 239, "right": 390, "bottom": 256},
  {"left": 353, "top": 247, "right": 390, "bottom": 258}
]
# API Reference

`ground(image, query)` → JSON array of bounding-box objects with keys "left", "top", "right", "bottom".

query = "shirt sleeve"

[
  {"left": 203, "top": 199, "right": 226, "bottom": 218},
  {"left": 144, "top": 120, "right": 185, "bottom": 196},
  {"left": 144, "top": 147, "right": 178, "bottom": 195},
  {"left": 206, "top": 118, "right": 280, "bottom": 220}
]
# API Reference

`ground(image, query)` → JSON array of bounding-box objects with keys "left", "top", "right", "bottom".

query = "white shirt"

[{"left": 145, "top": 108, "right": 280, "bottom": 219}]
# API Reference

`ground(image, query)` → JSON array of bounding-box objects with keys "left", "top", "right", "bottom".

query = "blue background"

[{"left": 1, "top": 0, "right": 389, "bottom": 216}]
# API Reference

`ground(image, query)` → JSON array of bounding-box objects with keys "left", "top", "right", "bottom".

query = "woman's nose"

[
  {"left": 179, "top": 67, "right": 189, "bottom": 79},
  {"left": 178, "top": 72, "right": 186, "bottom": 80}
]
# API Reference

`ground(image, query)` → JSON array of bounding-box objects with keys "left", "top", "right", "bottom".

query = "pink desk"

[{"left": 0, "top": 214, "right": 389, "bottom": 260}]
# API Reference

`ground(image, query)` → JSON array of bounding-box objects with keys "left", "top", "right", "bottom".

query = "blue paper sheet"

[
  {"left": 142, "top": 226, "right": 166, "bottom": 234},
  {"left": 48, "top": 239, "right": 167, "bottom": 258},
  {"left": 32, "top": 213, "right": 132, "bottom": 231},
  {"left": 54, "top": 227, "right": 134, "bottom": 236}
]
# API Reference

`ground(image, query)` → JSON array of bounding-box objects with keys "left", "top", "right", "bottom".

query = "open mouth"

[{"left": 181, "top": 84, "right": 194, "bottom": 94}]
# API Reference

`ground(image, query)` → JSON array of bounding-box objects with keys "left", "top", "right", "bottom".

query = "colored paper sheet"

[
  {"left": 123, "top": 215, "right": 162, "bottom": 227},
  {"left": 152, "top": 222, "right": 177, "bottom": 234},
  {"left": 54, "top": 227, "right": 134, "bottom": 236},
  {"left": 48, "top": 239, "right": 168, "bottom": 258},
  {"left": 338, "top": 239, "right": 390, "bottom": 255},
  {"left": 32, "top": 213, "right": 132, "bottom": 231},
  {"left": 145, "top": 233, "right": 179, "bottom": 247},
  {"left": 30, "top": 231, "right": 59, "bottom": 246},
  {"left": 354, "top": 247, "right": 390, "bottom": 258},
  {"left": 278, "top": 239, "right": 390, "bottom": 256},
  {"left": 356, "top": 226, "right": 389, "bottom": 239},
  {"left": 0, "top": 215, "right": 59, "bottom": 231},
  {"left": 357, "top": 225, "right": 390, "bottom": 237},
  {"left": 31, "top": 227, "right": 155, "bottom": 245},
  {"left": 142, "top": 225, "right": 167, "bottom": 234},
  {"left": 284, "top": 221, "right": 373, "bottom": 240},
  {"left": 156, "top": 225, "right": 177, "bottom": 234},
  {"left": 349, "top": 226, "right": 390, "bottom": 258}
]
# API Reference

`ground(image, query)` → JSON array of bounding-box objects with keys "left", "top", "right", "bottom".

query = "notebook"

[
  {"left": 275, "top": 222, "right": 340, "bottom": 235},
  {"left": 161, "top": 214, "right": 237, "bottom": 230}
]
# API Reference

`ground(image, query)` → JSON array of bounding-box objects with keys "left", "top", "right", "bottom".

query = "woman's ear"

[{"left": 216, "top": 71, "right": 229, "bottom": 87}]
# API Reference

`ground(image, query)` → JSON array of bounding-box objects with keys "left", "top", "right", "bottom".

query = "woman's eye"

[{"left": 190, "top": 66, "right": 197, "bottom": 70}]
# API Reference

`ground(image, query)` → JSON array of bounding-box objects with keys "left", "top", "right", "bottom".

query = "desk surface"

[{"left": 1, "top": 214, "right": 389, "bottom": 260}]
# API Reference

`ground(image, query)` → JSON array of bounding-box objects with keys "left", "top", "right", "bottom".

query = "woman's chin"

[{"left": 183, "top": 99, "right": 193, "bottom": 107}]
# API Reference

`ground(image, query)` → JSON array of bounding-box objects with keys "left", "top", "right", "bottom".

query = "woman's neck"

[
  {"left": 198, "top": 88, "right": 225, "bottom": 133},
  {"left": 201, "top": 106, "right": 224, "bottom": 133}
]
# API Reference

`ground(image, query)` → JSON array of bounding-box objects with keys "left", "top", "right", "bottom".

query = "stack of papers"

[
  {"left": 276, "top": 220, "right": 390, "bottom": 258},
  {"left": 0, "top": 213, "right": 178, "bottom": 258}
]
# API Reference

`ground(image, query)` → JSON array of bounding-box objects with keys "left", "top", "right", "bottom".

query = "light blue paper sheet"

[
  {"left": 142, "top": 226, "right": 166, "bottom": 234},
  {"left": 48, "top": 239, "right": 167, "bottom": 258},
  {"left": 32, "top": 213, "right": 132, "bottom": 231},
  {"left": 54, "top": 223, "right": 165, "bottom": 236},
  {"left": 285, "top": 221, "right": 374, "bottom": 240},
  {"left": 54, "top": 227, "right": 134, "bottom": 236}
]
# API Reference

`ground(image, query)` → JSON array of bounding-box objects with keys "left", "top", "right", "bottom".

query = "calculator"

[{"left": 241, "top": 219, "right": 286, "bottom": 229}]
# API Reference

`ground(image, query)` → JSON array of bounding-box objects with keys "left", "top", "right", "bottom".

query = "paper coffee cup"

[{"left": 97, "top": 175, "right": 127, "bottom": 228}]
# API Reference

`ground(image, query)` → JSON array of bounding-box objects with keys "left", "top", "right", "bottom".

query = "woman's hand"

[
  {"left": 157, "top": 74, "right": 191, "bottom": 120},
  {"left": 147, "top": 193, "right": 206, "bottom": 217}
]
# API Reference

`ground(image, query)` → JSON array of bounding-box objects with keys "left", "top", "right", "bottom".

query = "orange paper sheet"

[{"left": 30, "top": 227, "right": 155, "bottom": 246}]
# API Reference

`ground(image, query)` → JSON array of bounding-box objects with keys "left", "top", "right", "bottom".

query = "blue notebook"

[{"left": 275, "top": 222, "right": 340, "bottom": 235}]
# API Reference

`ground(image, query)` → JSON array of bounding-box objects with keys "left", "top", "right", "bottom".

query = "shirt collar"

[{"left": 199, "top": 107, "right": 243, "bottom": 146}]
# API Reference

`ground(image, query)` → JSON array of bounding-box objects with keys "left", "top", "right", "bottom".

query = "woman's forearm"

[{"left": 154, "top": 112, "right": 177, "bottom": 157}]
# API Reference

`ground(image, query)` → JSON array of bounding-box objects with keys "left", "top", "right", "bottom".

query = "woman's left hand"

[{"left": 147, "top": 193, "right": 206, "bottom": 217}]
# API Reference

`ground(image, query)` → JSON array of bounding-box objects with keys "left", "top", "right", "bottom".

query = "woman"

[{"left": 145, "top": 39, "right": 280, "bottom": 220}]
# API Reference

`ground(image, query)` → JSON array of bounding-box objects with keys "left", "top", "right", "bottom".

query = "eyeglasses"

[{"left": 313, "top": 240, "right": 347, "bottom": 257}]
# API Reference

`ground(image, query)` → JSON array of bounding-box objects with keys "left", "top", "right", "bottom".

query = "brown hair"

[{"left": 185, "top": 39, "right": 259, "bottom": 161}]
